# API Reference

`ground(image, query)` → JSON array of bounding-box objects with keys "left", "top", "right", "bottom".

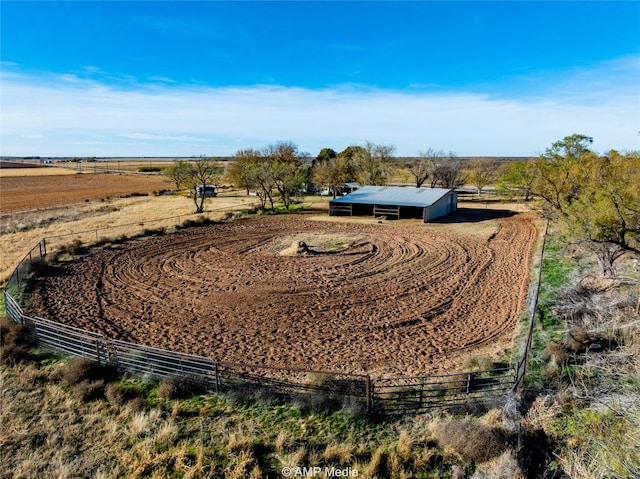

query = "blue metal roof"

[{"left": 330, "top": 186, "right": 452, "bottom": 208}]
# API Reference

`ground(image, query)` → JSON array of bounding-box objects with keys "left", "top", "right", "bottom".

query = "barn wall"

[{"left": 423, "top": 192, "right": 458, "bottom": 222}]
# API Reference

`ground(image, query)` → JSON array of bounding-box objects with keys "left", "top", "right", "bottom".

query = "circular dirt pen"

[{"left": 30, "top": 213, "right": 538, "bottom": 376}]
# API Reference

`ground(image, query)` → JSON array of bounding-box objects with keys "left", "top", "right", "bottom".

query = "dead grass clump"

[
  {"left": 275, "top": 431, "right": 293, "bottom": 453},
  {"left": 57, "top": 238, "right": 83, "bottom": 256},
  {"left": 225, "top": 450, "right": 261, "bottom": 479},
  {"left": 563, "top": 325, "right": 592, "bottom": 352},
  {"left": 465, "top": 354, "right": 495, "bottom": 371},
  {"left": 105, "top": 382, "right": 132, "bottom": 407},
  {"left": 395, "top": 431, "right": 412, "bottom": 463},
  {"left": 322, "top": 443, "right": 353, "bottom": 465},
  {"left": 73, "top": 379, "right": 106, "bottom": 401},
  {"left": 156, "top": 376, "right": 206, "bottom": 400},
  {"left": 366, "top": 446, "right": 389, "bottom": 478},
  {"left": 471, "top": 450, "right": 525, "bottom": 479},
  {"left": 432, "top": 419, "right": 509, "bottom": 463},
  {"left": 226, "top": 432, "right": 253, "bottom": 455},
  {"left": 522, "top": 394, "right": 563, "bottom": 434},
  {"left": 545, "top": 340, "right": 568, "bottom": 367},
  {"left": 0, "top": 317, "right": 35, "bottom": 365},
  {"left": 125, "top": 397, "right": 149, "bottom": 413},
  {"left": 63, "top": 356, "right": 104, "bottom": 385}
]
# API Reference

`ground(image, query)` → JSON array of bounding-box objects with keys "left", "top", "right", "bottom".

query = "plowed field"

[
  {"left": 0, "top": 174, "right": 169, "bottom": 214},
  {"left": 31, "top": 213, "right": 538, "bottom": 376}
]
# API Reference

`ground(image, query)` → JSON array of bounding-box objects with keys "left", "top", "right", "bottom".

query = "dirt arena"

[{"left": 30, "top": 211, "right": 538, "bottom": 377}]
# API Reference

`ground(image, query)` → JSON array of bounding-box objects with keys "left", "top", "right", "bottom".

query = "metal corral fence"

[
  {"left": 372, "top": 367, "right": 515, "bottom": 415},
  {"left": 513, "top": 219, "right": 549, "bottom": 389},
  {"left": 3, "top": 216, "right": 544, "bottom": 415}
]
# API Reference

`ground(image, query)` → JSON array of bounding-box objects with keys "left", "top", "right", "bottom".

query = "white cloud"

[{"left": 1, "top": 57, "right": 638, "bottom": 157}]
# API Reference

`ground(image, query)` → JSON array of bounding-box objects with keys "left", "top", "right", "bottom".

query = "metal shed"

[{"left": 329, "top": 186, "right": 457, "bottom": 222}]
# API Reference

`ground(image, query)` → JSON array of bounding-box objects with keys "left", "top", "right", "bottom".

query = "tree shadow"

[{"left": 431, "top": 207, "right": 518, "bottom": 224}]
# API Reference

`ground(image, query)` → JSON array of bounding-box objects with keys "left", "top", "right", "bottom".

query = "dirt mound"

[
  {"left": 30, "top": 214, "right": 538, "bottom": 377},
  {"left": 279, "top": 240, "right": 309, "bottom": 256}
]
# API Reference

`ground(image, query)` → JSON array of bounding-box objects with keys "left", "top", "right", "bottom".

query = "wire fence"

[{"left": 3, "top": 215, "right": 545, "bottom": 415}]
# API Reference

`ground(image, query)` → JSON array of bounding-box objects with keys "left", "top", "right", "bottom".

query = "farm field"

[
  {"left": 29, "top": 211, "right": 538, "bottom": 377},
  {"left": 0, "top": 173, "right": 171, "bottom": 214}
]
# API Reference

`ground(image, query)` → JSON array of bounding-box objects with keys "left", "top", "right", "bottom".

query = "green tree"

[
  {"left": 561, "top": 150, "right": 640, "bottom": 276},
  {"left": 466, "top": 158, "right": 498, "bottom": 196},
  {"left": 531, "top": 134, "right": 594, "bottom": 215},
  {"left": 312, "top": 153, "right": 353, "bottom": 198},
  {"left": 264, "top": 142, "right": 307, "bottom": 210},
  {"left": 164, "top": 159, "right": 191, "bottom": 190},
  {"left": 226, "top": 142, "right": 307, "bottom": 210},
  {"left": 352, "top": 142, "right": 394, "bottom": 186},
  {"left": 496, "top": 161, "right": 536, "bottom": 201},
  {"left": 247, "top": 157, "right": 277, "bottom": 210},
  {"left": 225, "top": 149, "right": 262, "bottom": 194},
  {"left": 313, "top": 148, "right": 337, "bottom": 165},
  {"left": 531, "top": 135, "right": 639, "bottom": 276}
]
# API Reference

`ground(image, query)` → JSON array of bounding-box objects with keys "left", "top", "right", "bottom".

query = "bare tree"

[
  {"left": 433, "top": 152, "right": 466, "bottom": 189},
  {"left": 411, "top": 148, "right": 444, "bottom": 187},
  {"left": 187, "top": 158, "right": 222, "bottom": 213}
]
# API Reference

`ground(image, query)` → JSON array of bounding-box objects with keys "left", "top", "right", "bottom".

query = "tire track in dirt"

[{"left": 29, "top": 214, "right": 538, "bottom": 376}]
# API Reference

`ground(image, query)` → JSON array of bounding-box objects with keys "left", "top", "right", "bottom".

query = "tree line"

[{"left": 164, "top": 135, "right": 639, "bottom": 276}]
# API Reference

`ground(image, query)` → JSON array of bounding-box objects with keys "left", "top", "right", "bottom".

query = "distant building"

[
  {"left": 196, "top": 185, "right": 217, "bottom": 197},
  {"left": 329, "top": 186, "right": 457, "bottom": 222}
]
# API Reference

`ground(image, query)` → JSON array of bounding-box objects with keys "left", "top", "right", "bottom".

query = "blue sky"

[{"left": 1, "top": 1, "right": 639, "bottom": 157}]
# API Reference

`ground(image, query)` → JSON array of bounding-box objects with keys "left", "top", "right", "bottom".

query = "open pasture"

[{"left": 30, "top": 212, "right": 538, "bottom": 377}]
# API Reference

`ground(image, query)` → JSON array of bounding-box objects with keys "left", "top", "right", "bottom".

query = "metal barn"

[{"left": 329, "top": 186, "right": 457, "bottom": 222}]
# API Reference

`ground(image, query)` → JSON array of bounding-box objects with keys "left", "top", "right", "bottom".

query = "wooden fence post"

[
  {"left": 214, "top": 363, "right": 220, "bottom": 394},
  {"left": 366, "top": 375, "right": 372, "bottom": 414}
]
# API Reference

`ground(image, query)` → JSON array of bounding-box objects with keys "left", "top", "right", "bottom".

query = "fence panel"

[
  {"left": 21, "top": 315, "right": 105, "bottom": 363},
  {"left": 215, "top": 362, "right": 369, "bottom": 410},
  {"left": 4, "top": 291, "right": 23, "bottom": 323},
  {"left": 372, "top": 367, "right": 514, "bottom": 415},
  {"left": 109, "top": 340, "right": 219, "bottom": 386}
]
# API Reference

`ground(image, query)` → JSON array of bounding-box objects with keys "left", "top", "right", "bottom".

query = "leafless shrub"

[
  {"left": 432, "top": 419, "right": 509, "bottom": 463},
  {"left": 105, "top": 382, "right": 131, "bottom": 407},
  {"left": 57, "top": 239, "right": 83, "bottom": 256},
  {"left": 125, "top": 396, "right": 149, "bottom": 413},
  {"left": 545, "top": 340, "right": 568, "bottom": 367},
  {"left": 156, "top": 376, "right": 206, "bottom": 400},
  {"left": 63, "top": 357, "right": 104, "bottom": 385},
  {"left": 73, "top": 379, "right": 105, "bottom": 401},
  {"left": 0, "top": 318, "right": 35, "bottom": 365}
]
